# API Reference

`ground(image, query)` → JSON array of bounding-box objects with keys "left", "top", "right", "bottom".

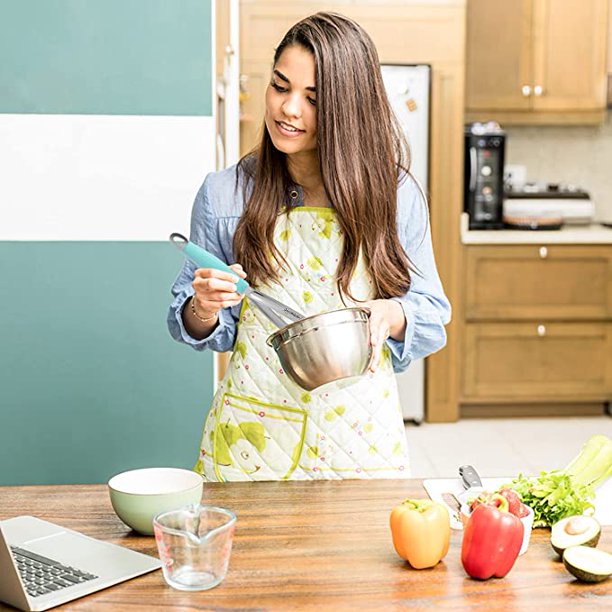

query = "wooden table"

[{"left": 1, "top": 480, "right": 611, "bottom": 610}]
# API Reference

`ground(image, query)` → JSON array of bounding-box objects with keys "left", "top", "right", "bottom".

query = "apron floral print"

[{"left": 194, "top": 208, "right": 410, "bottom": 481}]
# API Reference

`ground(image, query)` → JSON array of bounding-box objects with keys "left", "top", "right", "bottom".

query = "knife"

[
  {"left": 456, "top": 464, "right": 484, "bottom": 506},
  {"left": 440, "top": 492, "right": 463, "bottom": 529}
]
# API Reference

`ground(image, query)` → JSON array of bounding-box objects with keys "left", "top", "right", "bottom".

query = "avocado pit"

[{"left": 550, "top": 515, "right": 601, "bottom": 557}]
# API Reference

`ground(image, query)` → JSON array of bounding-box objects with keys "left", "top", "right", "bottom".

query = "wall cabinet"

[
  {"left": 465, "top": 0, "right": 609, "bottom": 125},
  {"left": 461, "top": 245, "right": 612, "bottom": 415}
]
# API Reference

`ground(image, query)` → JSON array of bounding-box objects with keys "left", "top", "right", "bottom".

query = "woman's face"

[{"left": 264, "top": 45, "right": 317, "bottom": 157}]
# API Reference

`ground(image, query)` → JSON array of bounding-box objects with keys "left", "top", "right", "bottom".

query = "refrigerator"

[{"left": 380, "top": 64, "right": 431, "bottom": 424}]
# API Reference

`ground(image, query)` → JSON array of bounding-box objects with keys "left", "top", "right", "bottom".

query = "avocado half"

[
  {"left": 550, "top": 515, "right": 601, "bottom": 557},
  {"left": 563, "top": 546, "right": 612, "bottom": 583}
]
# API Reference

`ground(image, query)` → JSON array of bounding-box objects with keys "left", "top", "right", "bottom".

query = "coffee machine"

[{"left": 464, "top": 122, "right": 506, "bottom": 229}]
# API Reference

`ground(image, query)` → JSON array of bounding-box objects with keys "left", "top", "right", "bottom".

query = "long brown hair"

[{"left": 234, "top": 11, "right": 414, "bottom": 299}]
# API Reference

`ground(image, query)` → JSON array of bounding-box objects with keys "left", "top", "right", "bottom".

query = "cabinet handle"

[
  {"left": 521, "top": 85, "right": 532, "bottom": 97},
  {"left": 533, "top": 85, "right": 543, "bottom": 96},
  {"left": 539, "top": 246, "right": 548, "bottom": 258},
  {"left": 537, "top": 324, "right": 546, "bottom": 337}
]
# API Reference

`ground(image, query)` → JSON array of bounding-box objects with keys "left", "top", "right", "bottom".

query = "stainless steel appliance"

[
  {"left": 380, "top": 63, "right": 430, "bottom": 423},
  {"left": 504, "top": 182, "right": 594, "bottom": 229},
  {"left": 464, "top": 122, "right": 506, "bottom": 229}
]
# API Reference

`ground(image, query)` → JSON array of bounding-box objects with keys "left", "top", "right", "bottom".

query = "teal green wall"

[
  {"left": 0, "top": 243, "right": 214, "bottom": 485},
  {"left": 0, "top": 0, "right": 212, "bottom": 115}
]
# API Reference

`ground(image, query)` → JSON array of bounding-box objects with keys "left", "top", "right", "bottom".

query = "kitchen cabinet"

[
  {"left": 465, "top": 0, "right": 609, "bottom": 125},
  {"left": 461, "top": 244, "right": 612, "bottom": 415},
  {"left": 464, "top": 245, "right": 612, "bottom": 320},
  {"left": 464, "top": 322, "right": 612, "bottom": 401}
]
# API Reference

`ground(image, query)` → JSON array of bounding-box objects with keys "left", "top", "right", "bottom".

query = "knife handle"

[{"left": 459, "top": 464, "right": 482, "bottom": 488}]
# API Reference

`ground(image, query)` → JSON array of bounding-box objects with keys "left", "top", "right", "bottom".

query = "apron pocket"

[{"left": 212, "top": 392, "right": 307, "bottom": 481}]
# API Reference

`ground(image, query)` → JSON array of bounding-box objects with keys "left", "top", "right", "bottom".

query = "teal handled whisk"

[{"left": 169, "top": 233, "right": 304, "bottom": 329}]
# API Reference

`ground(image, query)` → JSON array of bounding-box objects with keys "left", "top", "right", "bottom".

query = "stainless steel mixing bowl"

[{"left": 266, "top": 307, "right": 372, "bottom": 391}]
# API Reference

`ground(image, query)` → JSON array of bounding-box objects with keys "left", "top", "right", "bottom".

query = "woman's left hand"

[{"left": 363, "top": 299, "right": 407, "bottom": 373}]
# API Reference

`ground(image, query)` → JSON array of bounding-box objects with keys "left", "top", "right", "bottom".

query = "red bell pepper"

[{"left": 461, "top": 494, "right": 523, "bottom": 580}]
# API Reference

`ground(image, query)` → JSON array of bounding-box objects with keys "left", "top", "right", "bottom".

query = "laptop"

[{"left": 0, "top": 515, "right": 161, "bottom": 611}]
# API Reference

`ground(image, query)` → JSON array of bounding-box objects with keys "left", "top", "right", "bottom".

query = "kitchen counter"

[
  {"left": 460, "top": 212, "right": 612, "bottom": 244},
  {"left": 1, "top": 479, "right": 611, "bottom": 610}
]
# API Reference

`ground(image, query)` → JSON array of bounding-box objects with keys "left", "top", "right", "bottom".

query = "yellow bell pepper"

[{"left": 390, "top": 498, "right": 450, "bottom": 569}]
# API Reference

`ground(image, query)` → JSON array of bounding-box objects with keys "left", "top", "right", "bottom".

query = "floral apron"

[{"left": 194, "top": 207, "right": 410, "bottom": 481}]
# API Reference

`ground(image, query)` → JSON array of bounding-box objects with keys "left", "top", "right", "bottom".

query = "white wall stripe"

[{"left": 0, "top": 114, "right": 215, "bottom": 241}]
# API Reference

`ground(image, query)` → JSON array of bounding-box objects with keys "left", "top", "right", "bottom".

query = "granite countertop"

[{"left": 460, "top": 213, "right": 612, "bottom": 245}]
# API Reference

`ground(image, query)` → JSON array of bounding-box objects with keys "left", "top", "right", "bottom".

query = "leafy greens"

[
  {"left": 504, "top": 435, "right": 612, "bottom": 528},
  {"left": 505, "top": 472, "right": 594, "bottom": 528}
]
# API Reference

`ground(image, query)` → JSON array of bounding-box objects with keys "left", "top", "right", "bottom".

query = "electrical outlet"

[{"left": 504, "top": 164, "right": 527, "bottom": 189}]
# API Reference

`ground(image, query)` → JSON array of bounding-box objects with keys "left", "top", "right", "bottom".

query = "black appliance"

[{"left": 464, "top": 122, "right": 506, "bottom": 229}]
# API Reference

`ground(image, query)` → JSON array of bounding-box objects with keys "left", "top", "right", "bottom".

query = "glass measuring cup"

[{"left": 153, "top": 504, "right": 236, "bottom": 591}]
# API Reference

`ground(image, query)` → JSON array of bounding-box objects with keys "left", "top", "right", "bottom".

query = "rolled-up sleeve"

[
  {"left": 167, "top": 174, "right": 239, "bottom": 353},
  {"left": 386, "top": 176, "right": 452, "bottom": 372}
]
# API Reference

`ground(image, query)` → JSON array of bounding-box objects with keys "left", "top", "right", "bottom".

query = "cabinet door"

[
  {"left": 466, "top": 0, "right": 533, "bottom": 111},
  {"left": 465, "top": 245, "right": 612, "bottom": 320},
  {"left": 463, "top": 322, "right": 612, "bottom": 401},
  {"left": 531, "top": 0, "right": 608, "bottom": 110}
]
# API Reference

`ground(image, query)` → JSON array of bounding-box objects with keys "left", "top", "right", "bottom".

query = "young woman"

[{"left": 168, "top": 12, "right": 450, "bottom": 481}]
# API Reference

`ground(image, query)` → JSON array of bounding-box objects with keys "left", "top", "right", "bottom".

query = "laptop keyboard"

[{"left": 10, "top": 545, "right": 98, "bottom": 598}]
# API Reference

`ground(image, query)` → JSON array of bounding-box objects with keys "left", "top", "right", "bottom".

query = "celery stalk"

[
  {"left": 505, "top": 434, "right": 612, "bottom": 527},
  {"left": 564, "top": 435, "right": 610, "bottom": 478},
  {"left": 564, "top": 434, "right": 612, "bottom": 489},
  {"left": 587, "top": 462, "right": 612, "bottom": 490}
]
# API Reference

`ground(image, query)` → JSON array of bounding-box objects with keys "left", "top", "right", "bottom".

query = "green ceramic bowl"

[{"left": 108, "top": 467, "right": 203, "bottom": 536}]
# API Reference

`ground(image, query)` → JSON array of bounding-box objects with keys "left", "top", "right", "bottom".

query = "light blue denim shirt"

[{"left": 167, "top": 164, "right": 451, "bottom": 373}]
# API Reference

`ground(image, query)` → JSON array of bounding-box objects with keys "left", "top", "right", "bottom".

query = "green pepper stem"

[
  {"left": 491, "top": 493, "right": 509, "bottom": 513},
  {"left": 401, "top": 498, "right": 434, "bottom": 512}
]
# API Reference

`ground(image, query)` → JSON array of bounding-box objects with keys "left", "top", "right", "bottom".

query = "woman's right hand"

[{"left": 191, "top": 263, "right": 247, "bottom": 319}]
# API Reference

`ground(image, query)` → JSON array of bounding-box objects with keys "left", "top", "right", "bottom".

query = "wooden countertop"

[{"left": 1, "top": 480, "right": 611, "bottom": 610}]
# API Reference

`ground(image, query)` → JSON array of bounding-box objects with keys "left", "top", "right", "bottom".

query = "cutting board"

[{"left": 423, "top": 477, "right": 612, "bottom": 530}]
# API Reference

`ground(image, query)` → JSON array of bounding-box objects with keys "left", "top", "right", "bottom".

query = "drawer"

[
  {"left": 465, "top": 245, "right": 612, "bottom": 320},
  {"left": 462, "top": 322, "right": 612, "bottom": 401}
]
